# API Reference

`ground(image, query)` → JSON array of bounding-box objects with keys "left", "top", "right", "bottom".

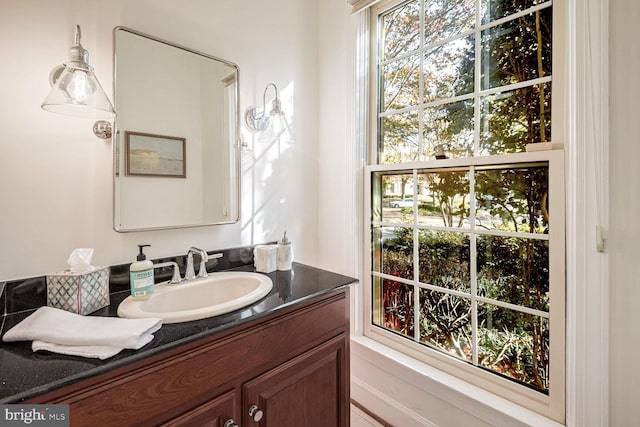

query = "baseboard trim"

[
  {"left": 351, "top": 376, "right": 439, "bottom": 427},
  {"left": 351, "top": 398, "right": 395, "bottom": 427}
]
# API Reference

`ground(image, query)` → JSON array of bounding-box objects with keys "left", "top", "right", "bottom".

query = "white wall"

[
  {"left": 0, "top": 0, "right": 319, "bottom": 280},
  {"left": 317, "top": 0, "right": 356, "bottom": 278},
  {"left": 609, "top": 0, "right": 640, "bottom": 425}
]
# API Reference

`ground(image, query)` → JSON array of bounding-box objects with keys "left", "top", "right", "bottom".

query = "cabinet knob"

[
  {"left": 248, "top": 405, "right": 264, "bottom": 422},
  {"left": 223, "top": 420, "right": 238, "bottom": 427}
]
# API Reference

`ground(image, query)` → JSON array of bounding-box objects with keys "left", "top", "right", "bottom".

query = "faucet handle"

[
  {"left": 152, "top": 261, "right": 182, "bottom": 284},
  {"left": 197, "top": 252, "right": 223, "bottom": 278}
]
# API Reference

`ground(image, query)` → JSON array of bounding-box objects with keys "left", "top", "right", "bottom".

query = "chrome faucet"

[
  {"left": 185, "top": 247, "right": 223, "bottom": 281},
  {"left": 152, "top": 261, "right": 182, "bottom": 284}
]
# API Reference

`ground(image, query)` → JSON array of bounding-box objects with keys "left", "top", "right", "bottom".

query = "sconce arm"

[
  {"left": 261, "top": 83, "right": 279, "bottom": 112},
  {"left": 245, "top": 82, "right": 284, "bottom": 132}
]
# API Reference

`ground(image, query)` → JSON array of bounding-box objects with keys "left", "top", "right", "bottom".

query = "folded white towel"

[
  {"left": 31, "top": 330, "right": 155, "bottom": 360},
  {"left": 3, "top": 306, "right": 162, "bottom": 359},
  {"left": 31, "top": 341, "right": 125, "bottom": 360}
]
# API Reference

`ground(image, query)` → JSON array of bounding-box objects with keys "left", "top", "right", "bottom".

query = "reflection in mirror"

[{"left": 113, "top": 27, "right": 240, "bottom": 231}]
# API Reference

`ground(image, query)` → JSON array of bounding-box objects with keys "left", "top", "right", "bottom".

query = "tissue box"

[{"left": 46, "top": 266, "right": 110, "bottom": 315}]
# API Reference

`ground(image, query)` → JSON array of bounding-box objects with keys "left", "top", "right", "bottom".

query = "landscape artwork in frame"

[{"left": 125, "top": 131, "right": 186, "bottom": 178}]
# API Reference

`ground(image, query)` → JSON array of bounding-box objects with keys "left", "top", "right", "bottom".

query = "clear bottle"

[{"left": 129, "top": 244, "right": 155, "bottom": 300}]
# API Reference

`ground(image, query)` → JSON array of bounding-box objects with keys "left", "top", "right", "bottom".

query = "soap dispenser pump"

[
  {"left": 277, "top": 231, "right": 293, "bottom": 271},
  {"left": 129, "top": 244, "right": 154, "bottom": 300}
]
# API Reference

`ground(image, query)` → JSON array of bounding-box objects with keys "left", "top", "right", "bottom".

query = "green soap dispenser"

[{"left": 130, "top": 244, "right": 154, "bottom": 300}]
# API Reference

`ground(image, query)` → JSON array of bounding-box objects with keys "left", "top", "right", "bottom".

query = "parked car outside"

[{"left": 390, "top": 199, "right": 414, "bottom": 208}]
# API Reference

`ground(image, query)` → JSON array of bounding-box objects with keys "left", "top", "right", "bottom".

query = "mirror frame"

[{"left": 112, "top": 26, "right": 241, "bottom": 232}]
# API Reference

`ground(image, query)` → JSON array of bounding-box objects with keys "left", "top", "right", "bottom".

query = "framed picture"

[{"left": 125, "top": 131, "right": 186, "bottom": 178}]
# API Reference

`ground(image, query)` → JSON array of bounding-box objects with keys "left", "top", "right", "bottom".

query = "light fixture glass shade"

[
  {"left": 41, "top": 25, "right": 116, "bottom": 119},
  {"left": 42, "top": 66, "right": 115, "bottom": 119},
  {"left": 257, "top": 98, "right": 295, "bottom": 144},
  {"left": 258, "top": 111, "right": 295, "bottom": 144}
]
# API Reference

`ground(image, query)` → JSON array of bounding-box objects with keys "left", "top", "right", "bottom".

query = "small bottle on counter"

[
  {"left": 277, "top": 231, "right": 294, "bottom": 271},
  {"left": 129, "top": 244, "right": 155, "bottom": 300}
]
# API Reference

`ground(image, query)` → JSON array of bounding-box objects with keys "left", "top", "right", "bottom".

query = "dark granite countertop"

[{"left": 0, "top": 262, "right": 357, "bottom": 403}]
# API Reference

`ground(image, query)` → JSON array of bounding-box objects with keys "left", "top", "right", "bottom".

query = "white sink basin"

[{"left": 117, "top": 272, "right": 273, "bottom": 324}]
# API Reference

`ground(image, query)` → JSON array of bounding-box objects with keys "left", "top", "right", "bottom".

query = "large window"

[{"left": 365, "top": 0, "right": 565, "bottom": 421}]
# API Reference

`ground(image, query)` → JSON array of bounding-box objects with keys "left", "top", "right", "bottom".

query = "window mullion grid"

[
  {"left": 473, "top": 0, "right": 482, "bottom": 156},
  {"left": 380, "top": 74, "right": 552, "bottom": 121},
  {"left": 376, "top": 11, "right": 384, "bottom": 164},
  {"left": 472, "top": 0, "right": 482, "bottom": 362},
  {"left": 418, "top": 0, "right": 425, "bottom": 161},
  {"left": 380, "top": 92, "right": 474, "bottom": 118},
  {"left": 480, "top": 76, "right": 552, "bottom": 98},
  {"left": 469, "top": 166, "right": 478, "bottom": 366},
  {"left": 471, "top": 0, "right": 481, "bottom": 367},
  {"left": 412, "top": 169, "right": 420, "bottom": 343},
  {"left": 478, "top": 1, "right": 553, "bottom": 33},
  {"left": 379, "top": 27, "right": 475, "bottom": 69},
  {"left": 414, "top": 0, "right": 425, "bottom": 342}
]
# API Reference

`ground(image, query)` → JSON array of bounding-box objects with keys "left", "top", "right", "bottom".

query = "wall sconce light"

[
  {"left": 41, "top": 25, "right": 116, "bottom": 122},
  {"left": 244, "top": 83, "right": 295, "bottom": 144}
]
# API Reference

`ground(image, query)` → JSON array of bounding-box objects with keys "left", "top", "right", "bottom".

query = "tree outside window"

[{"left": 371, "top": 0, "right": 555, "bottom": 394}]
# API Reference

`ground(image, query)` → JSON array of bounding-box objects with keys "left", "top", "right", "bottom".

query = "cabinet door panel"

[
  {"left": 243, "top": 335, "right": 347, "bottom": 427},
  {"left": 163, "top": 389, "right": 237, "bottom": 427}
]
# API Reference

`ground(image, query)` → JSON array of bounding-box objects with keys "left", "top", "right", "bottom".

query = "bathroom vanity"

[{"left": 0, "top": 261, "right": 356, "bottom": 427}]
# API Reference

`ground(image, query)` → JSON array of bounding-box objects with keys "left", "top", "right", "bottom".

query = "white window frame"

[
  {"left": 364, "top": 150, "right": 565, "bottom": 420},
  {"left": 370, "top": 0, "right": 563, "bottom": 163},
  {"left": 362, "top": 0, "right": 567, "bottom": 422}
]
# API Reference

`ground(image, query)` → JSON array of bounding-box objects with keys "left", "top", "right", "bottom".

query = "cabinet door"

[
  {"left": 164, "top": 389, "right": 238, "bottom": 427},
  {"left": 243, "top": 335, "right": 348, "bottom": 427}
]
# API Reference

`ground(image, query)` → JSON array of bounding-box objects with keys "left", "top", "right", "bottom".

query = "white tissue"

[
  {"left": 254, "top": 245, "right": 277, "bottom": 273},
  {"left": 67, "top": 248, "right": 95, "bottom": 273}
]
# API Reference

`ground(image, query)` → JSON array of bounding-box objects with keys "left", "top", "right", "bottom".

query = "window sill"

[{"left": 350, "top": 335, "right": 564, "bottom": 427}]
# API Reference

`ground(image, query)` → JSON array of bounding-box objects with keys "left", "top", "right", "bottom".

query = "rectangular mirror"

[{"left": 113, "top": 27, "right": 240, "bottom": 231}]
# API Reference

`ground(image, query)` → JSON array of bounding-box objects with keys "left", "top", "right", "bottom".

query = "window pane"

[
  {"left": 380, "top": 111, "right": 420, "bottom": 163},
  {"left": 417, "top": 169, "right": 470, "bottom": 227},
  {"left": 375, "top": 172, "right": 415, "bottom": 222},
  {"left": 424, "top": 0, "right": 475, "bottom": 47},
  {"left": 481, "top": 0, "right": 551, "bottom": 24},
  {"left": 419, "top": 289, "right": 472, "bottom": 362},
  {"left": 481, "top": 8, "right": 552, "bottom": 90},
  {"left": 382, "top": 0, "right": 421, "bottom": 61},
  {"left": 373, "top": 226, "right": 414, "bottom": 280},
  {"left": 477, "top": 236, "right": 549, "bottom": 311},
  {"left": 478, "top": 303, "right": 549, "bottom": 393},
  {"left": 424, "top": 35, "right": 475, "bottom": 102},
  {"left": 419, "top": 230, "right": 471, "bottom": 292},
  {"left": 424, "top": 99, "right": 474, "bottom": 159},
  {"left": 373, "top": 277, "right": 415, "bottom": 338},
  {"left": 475, "top": 165, "right": 549, "bottom": 234},
  {"left": 382, "top": 55, "right": 421, "bottom": 112},
  {"left": 480, "top": 82, "right": 552, "bottom": 154}
]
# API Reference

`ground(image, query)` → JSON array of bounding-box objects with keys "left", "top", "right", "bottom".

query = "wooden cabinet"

[
  {"left": 164, "top": 390, "right": 237, "bottom": 427},
  {"left": 243, "top": 336, "right": 346, "bottom": 427},
  {"left": 27, "top": 290, "right": 349, "bottom": 427}
]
